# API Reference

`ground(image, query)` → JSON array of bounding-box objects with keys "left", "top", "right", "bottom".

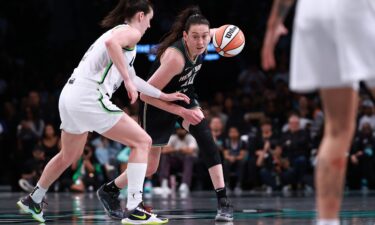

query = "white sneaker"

[
  {"left": 152, "top": 186, "right": 171, "bottom": 195},
  {"left": 178, "top": 183, "right": 190, "bottom": 194},
  {"left": 266, "top": 186, "right": 272, "bottom": 194},
  {"left": 161, "top": 186, "right": 171, "bottom": 195},
  {"left": 122, "top": 202, "right": 168, "bottom": 224},
  {"left": 234, "top": 186, "right": 242, "bottom": 196},
  {"left": 160, "top": 179, "right": 171, "bottom": 195},
  {"left": 282, "top": 185, "right": 292, "bottom": 196},
  {"left": 18, "top": 179, "right": 34, "bottom": 192},
  {"left": 282, "top": 185, "right": 291, "bottom": 193}
]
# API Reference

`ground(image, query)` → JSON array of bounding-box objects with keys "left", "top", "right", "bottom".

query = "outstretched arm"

[
  {"left": 128, "top": 67, "right": 189, "bottom": 103},
  {"left": 140, "top": 48, "right": 204, "bottom": 125},
  {"left": 261, "top": 0, "right": 295, "bottom": 71}
]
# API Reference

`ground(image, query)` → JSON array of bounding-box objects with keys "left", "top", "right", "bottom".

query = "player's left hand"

[
  {"left": 261, "top": 23, "right": 288, "bottom": 71},
  {"left": 124, "top": 80, "right": 138, "bottom": 104},
  {"left": 160, "top": 92, "right": 190, "bottom": 104}
]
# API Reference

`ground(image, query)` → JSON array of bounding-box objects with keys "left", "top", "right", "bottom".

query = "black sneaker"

[
  {"left": 121, "top": 202, "right": 168, "bottom": 224},
  {"left": 215, "top": 197, "right": 234, "bottom": 222},
  {"left": 17, "top": 195, "right": 46, "bottom": 223},
  {"left": 97, "top": 184, "right": 124, "bottom": 219}
]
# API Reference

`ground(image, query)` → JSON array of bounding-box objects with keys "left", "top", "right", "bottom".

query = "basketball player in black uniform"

[{"left": 139, "top": 6, "right": 234, "bottom": 222}]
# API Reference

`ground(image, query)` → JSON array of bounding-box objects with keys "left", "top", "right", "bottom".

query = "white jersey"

[
  {"left": 59, "top": 24, "right": 162, "bottom": 134},
  {"left": 71, "top": 24, "right": 136, "bottom": 98}
]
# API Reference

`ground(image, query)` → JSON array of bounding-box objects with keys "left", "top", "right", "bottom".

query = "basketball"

[{"left": 213, "top": 24, "right": 245, "bottom": 57}]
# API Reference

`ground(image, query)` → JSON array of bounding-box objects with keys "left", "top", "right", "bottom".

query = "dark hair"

[
  {"left": 42, "top": 123, "right": 57, "bottom": 138},
  {"left": 288, "top": 111, "right": 300, "bottom": 119},
  {"left": 260, "top": 118, "right": 272, "bottom": 127},
  {"left": 156, "top": 6, "right": 210, "bottom": 59},
  {"left": 101, "top": 0, "right": 153, "bottom": 28}
]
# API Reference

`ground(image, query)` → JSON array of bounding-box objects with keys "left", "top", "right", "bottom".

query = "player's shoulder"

[
  {"left": 162, "top": 47, "right": 185, "bottom": 65},
  {"left": 111, "top": 24, "right": 142, "bottom": 42}
]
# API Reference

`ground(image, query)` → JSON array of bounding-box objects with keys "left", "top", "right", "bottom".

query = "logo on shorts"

[{"left": 129, "top": 57, "right": 135, "bottom": 67}]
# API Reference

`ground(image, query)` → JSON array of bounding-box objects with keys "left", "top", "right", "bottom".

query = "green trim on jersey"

[
  {"left": 98, "top": 93, "right": 122, "bottom": 114},
  {"left": 123, "top": 47, "right": 135, "bottom": 51},
  {"left": 152, "top": 143, "right": 168, "bottom": 147},
  {"left": 98, "top": 61, "right": 113, "bottom": 84}
]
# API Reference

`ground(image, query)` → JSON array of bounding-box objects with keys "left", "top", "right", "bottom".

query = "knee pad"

[{"left": 189, "top": 119, "right": 222, "bottom": 168}]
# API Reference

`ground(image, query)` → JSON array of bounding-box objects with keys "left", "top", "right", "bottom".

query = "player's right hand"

[
  {"left": 160, "top": 92, "right": 190, "bottom": 104},
  {"left": 124, "top": 80, "right": 138, "bottom": 104},
  {"left": 181, "top": 108, "right": 204, "bottom": 125},
  {"left": 261, "top": 23, "right": 288, "bottom": 71}
]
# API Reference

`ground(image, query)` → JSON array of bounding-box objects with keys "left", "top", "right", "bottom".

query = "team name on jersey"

[{"left": 178, "top": 64, "right": 202, "bottom": 82}]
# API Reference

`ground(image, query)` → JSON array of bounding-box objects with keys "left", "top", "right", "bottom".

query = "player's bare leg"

[{"left": 316, "top": 88, "right": 358, "bottom": 224}]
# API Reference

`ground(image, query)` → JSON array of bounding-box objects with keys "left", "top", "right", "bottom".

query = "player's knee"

[
  {"left": 143, "top": 135, "right": 152, "bottom": 149},
  {"left": 326, "top": 121, "right": 355, "bottom": 139},
  {"left": 331, "top": 157, "right": 347, "bottom": 170},
  {"left": 58, "top": 152, "right": 77, "bottom": 167},
  {"left": 190, "top": 119, "right": 222, "bottom": 168},
  {"left": 318, "top": 155, "right": 347, "bottom": 171},
  {"left": 134, "top": 134, "right": 152, "bottom": 151}
]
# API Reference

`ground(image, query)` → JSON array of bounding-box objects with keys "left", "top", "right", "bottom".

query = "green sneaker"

[
  {"left": 17, "top": 195, "right": 46, "bottom": 223},
  {"left": 122, "top": 202, "right": 168, "bottom": 224}
]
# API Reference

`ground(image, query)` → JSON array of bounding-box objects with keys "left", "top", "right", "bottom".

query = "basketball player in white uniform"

[
  {"left": 262, "top": 0, "right": 375, "bottom": 225},
  {"left": 16, "top": 1, "right": 188, "bottom": 224}
]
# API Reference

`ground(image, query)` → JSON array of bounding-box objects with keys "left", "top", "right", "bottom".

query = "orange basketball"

[{"left": 213, "top": 24, "right": 245, "bottom": 57}]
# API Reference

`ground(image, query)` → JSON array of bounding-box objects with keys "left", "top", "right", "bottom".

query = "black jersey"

[
  {"left": 140, "top": 39, "right": 206, "bottom": 145},
  {"left": 148, "top": 38, "right": 205, "bottom": 100}
]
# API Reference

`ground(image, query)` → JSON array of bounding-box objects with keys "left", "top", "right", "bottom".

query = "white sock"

[
  {"left": 317, "top": 219, "right": 340, "bottom": 225},
  {"left": 127, "top": 163, "right": 147, "bottom": 210},
  {"left": 30, "top": 183, "right": 48, "bottom": 203}
]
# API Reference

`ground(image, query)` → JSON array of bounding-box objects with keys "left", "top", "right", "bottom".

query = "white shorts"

[
  {"left": 59, "top": 78, "right": 124, "bottom": 134},
  {"left": 290, "top": 0, "right": 375, "bottom": 92}
]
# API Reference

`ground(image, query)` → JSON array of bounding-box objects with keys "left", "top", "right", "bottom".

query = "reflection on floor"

[{"left": 1, "top": 191, "right": 375, "bottom": 224}]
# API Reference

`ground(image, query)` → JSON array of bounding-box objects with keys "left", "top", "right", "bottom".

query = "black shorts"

[{"left": 139, "top": 99, "right": 199, "bottom": 146}]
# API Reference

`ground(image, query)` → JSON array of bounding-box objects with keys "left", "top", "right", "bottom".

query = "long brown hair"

[
  {"left": 101, "top": 0, "right": 153, "bottom": 28},
  {"left": 156, "top": 6, "right": 210, "bottom": 59}
]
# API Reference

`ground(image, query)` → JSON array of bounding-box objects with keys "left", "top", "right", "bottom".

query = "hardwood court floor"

[{"left": 1, "top": 191, "right": 375, "bottom": 224}]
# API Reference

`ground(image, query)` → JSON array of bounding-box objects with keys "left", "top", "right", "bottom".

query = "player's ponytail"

[
  {"left": 156, "top": 6, "right": 210, "bottom": 59},
  {"left": 101, "top": 0, "right": 153, "bottom": 28}
]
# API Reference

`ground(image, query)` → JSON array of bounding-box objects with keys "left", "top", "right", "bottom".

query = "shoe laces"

[
  {"left": 139, "top": 202, "right": 157, "bottom": 217},
  {"left": 107, "top": 191, "right": 121, "bottom": 209}
]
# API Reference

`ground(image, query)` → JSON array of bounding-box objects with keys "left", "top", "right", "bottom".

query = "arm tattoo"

[{"left": 275, "top": 0, "right": 295, "bottom": 21}]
